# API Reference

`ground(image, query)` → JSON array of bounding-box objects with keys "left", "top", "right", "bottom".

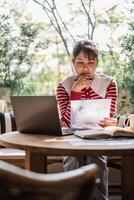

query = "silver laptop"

[{"left": 10, "top": 96, "right": 73, "bottom": 136}]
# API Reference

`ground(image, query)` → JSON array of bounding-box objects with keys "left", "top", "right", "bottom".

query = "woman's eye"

[
  {"left": 88, "top": 62, "right": 94, "bottom": 65},
  {"left": 78, "top": 62, "right": 84, "bottom": 65}
]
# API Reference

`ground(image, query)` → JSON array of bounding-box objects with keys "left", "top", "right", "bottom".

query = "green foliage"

[
  {"left": 0, "top": 14, "right": 39, "bottom": 94},
  {"left": 118, "top": 0, "right": 134, "bottom": 113}
]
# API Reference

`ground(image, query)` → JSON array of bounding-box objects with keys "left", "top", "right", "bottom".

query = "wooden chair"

[
  {"left": 0, "top": 148, "right": 25, "bottom": 167},
  {"left": 107, "top": 156, "right": 121, "bottom": 196},
  {"left": 0, "top": 112, "right": 25, "bottom": 167},
  {"left": 0, "top": 161, "right": 99, "bottom": 200}
]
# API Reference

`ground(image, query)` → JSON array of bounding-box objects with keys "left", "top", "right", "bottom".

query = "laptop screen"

[{"left": 10, "top": 96, "right": 63, "bottom": 135}]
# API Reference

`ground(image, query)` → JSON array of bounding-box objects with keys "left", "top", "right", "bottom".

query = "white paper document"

[{"left": 71, "top": 99, "right": 111, "bottom": 130}]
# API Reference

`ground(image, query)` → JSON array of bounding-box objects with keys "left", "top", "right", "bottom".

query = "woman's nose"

[{"left": 82, "top": 65, "right": 90, "bottom": 72}]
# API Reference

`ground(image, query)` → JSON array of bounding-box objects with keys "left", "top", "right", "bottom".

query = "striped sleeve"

[
  {"left": 56, "top": 83, "right": 71, "bottom": 127},
  {"left": 105, "top": 80, "right": 118, "bottom": 117}
]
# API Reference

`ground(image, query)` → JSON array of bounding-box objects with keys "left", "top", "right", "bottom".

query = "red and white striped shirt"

[{"left": 56, "top": 75, "right": 117, "bottom": 128}]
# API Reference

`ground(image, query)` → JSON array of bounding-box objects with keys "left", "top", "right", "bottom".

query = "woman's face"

[{"left": 73, "top": 51, "right": 98, "bottom": 77}]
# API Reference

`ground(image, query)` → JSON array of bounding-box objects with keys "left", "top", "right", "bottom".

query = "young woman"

[{"left": 56, "top": 40, "right": 118, "bottom": 200}]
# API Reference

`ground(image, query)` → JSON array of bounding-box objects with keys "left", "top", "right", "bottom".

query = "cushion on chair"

[{"left": 0, "top": 112, "right": 16, "bottom": 134}]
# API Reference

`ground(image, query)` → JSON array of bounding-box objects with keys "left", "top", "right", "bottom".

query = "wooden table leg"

[
  {"left": 122, "top": 156, "right": 134, "bottom": 200},
  {"left": 25, "top": 150, "right": 47, "bottom": 173}
]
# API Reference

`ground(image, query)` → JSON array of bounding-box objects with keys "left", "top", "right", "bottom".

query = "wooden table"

[{"left": 0, "top": 131, "right": 134, "bottom": 200}]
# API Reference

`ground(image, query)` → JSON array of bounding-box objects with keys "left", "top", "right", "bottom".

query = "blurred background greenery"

[{"left": 0, "top": 0, "right": 133, "bottom": 114}]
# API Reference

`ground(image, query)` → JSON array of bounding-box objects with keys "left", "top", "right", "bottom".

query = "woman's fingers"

[
  {"left": 72, "top": 76, "right": 92, "bottom": 92},
  {"left": 99, "top": 118, "right": 117, "bottom": 127}
]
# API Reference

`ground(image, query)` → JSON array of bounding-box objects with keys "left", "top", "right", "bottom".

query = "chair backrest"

[
  {"left": 0, "top": 112, "right": 16, "bottom": 134},
  {"left": 0, "top": 161, "right": 99, "bottom": 200}
]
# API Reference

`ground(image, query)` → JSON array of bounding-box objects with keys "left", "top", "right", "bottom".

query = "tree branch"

[{"left": 52, "top": 0, "right": 76, "bottom": 43}]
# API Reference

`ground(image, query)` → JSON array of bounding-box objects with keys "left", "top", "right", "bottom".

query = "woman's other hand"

[{"left": 99, "top": 117, "right": 117, "bottom": 128}]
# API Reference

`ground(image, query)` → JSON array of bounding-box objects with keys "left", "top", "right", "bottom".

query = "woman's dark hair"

[{"left": 72, "top": 40, "right": 98, "bottom": 62}]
